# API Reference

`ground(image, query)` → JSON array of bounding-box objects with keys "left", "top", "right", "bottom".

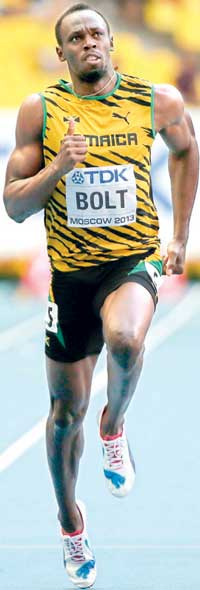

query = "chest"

[{"left": 45, "top": 96, "right": 152, "bottom": 162}]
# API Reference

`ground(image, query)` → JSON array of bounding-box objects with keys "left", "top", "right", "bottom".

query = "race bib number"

[
  {"left": 66, "top": 164, "right": 136, "bottom": 228},
  {"left": 45, "top": 301, "right": 58, "bottom": 334}
]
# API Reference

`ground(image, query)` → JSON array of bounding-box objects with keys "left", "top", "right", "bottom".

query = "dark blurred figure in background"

[
  {"left": 0, "top": 0, "right": 31, "bottom": 15},
  {"left": 116, "top": 0, "right": 146, "bottom": 28},
  {"left": 175, "top": 51, "right": 200, "bottom": 105}
]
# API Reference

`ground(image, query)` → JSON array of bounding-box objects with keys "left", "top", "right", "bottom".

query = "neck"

[{"left": 70, "top": 70, "right": 118, "bottom": 98}]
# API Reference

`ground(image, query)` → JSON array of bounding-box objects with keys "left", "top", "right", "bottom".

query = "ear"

[
  {"left": 56, "top": 46, "right": 66, "bottom": 62},
  {"left": 109, "top": 36, "right": 114, "bottom": 52}
]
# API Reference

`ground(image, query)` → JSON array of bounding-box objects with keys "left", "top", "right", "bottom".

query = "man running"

[{"left": 3, "top": 3, "right": 199, "bottom": 588}]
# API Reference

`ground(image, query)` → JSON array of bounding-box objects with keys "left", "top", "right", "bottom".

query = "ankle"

[
  {"left": 62, "top": 524, "right": 83, "bottom": 537},
  {"left": 100, "top": 407, "right": 123, "bottom": 438},
  {"left": 59, "top": 504, "right": 83, "bottom": 534}
]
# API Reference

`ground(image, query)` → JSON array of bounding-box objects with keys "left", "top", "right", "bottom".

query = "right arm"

[{"left": 3, "top": 94, "right": 87, "bottom": 223}]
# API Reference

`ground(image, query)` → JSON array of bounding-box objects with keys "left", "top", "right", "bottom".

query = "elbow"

[
  {"left": 11, "top": 216, "right": 25, "bottom": 224},
  {"left": 3, "top": 195, "right": 26, "bottom": 223},
  {"left": 7, "top": 210, "right": 25, "bottom": 223}
]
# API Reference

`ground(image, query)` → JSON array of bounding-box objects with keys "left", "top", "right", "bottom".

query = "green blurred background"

[
  {"left": 1, "top": 0, "right": 200, "bottom": 108},
  {"left": 1, "top": 0, "right": 200, "bottom": 286}
]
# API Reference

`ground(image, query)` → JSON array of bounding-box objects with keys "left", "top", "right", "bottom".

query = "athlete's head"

[{"left": 55, "top": 3, "right": 114, "bottom": 83}]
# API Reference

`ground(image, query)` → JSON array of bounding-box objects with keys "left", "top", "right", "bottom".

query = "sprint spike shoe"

[
  {"left": 98, "top": 408, "right": 136, "bottom": 498},
  {"left": 61, "top": 501, "right": 96, "bottom": 588}
]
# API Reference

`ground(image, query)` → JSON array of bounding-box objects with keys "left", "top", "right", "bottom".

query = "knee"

[
  {"left": 107, "top": 327, "right": 144, "bottom": 369},
  {"left": 50, "top": 394, "right": 89, "bottom": 432}
]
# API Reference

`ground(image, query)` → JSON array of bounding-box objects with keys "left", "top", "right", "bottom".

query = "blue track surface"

[{"left": 0, "top": 281, "right": 200, "bottom": 589}]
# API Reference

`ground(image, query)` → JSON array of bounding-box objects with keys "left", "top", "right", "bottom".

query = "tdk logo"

[
  {"left": 72, "top": 171, "right": 85, "bottom": 184},
  {"left": 82, "top": 168, "right": 129, "bottom": 184}
]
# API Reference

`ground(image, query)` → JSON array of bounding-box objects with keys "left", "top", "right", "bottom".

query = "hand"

[
  {"left": 55, "top": 118, "right": 87, "bottom": 175},
  {"left": 163, "top": 238, "right": 187, "bottom": 276}
]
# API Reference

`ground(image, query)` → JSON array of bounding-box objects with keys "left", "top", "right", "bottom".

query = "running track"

[{"left": 0, "top": 279, "right": 200, "bottom": 590}]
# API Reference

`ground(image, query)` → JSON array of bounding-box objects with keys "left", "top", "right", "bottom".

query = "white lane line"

[
  {"left": 0, "top": 370, "right": 106, "bottom": 473},
  {"left": 0, "top": 418, "right": 46, "bottom": 472},
  {"left": 0, "top": 544, "right": 199, "bottom": 550},
  {"left": 146, "top": 283, "right": 200, "bottom": 353},
  {"left": 0, "top": 369, "right": 106, "bottom": 473},
  {"left": 0, "top": 312, "right": 43, "bottom": 352},
  {"left": 0, "top": 283, "right": 200, "bottom": 474}
]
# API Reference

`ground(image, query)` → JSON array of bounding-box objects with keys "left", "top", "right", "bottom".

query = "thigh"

[
  {"left": 101, "top": 282, "right": 155, "bottom": 343},
  {"left": 93, "top": 249, "right": 162, "bottom": 317},
  {"left": 45, "top": 269, "right": 104, "bottom": 363}
]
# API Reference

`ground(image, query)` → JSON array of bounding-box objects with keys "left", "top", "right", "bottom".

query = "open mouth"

[{"left": 84, "top": 54, "right": 101, "bottom": 62}]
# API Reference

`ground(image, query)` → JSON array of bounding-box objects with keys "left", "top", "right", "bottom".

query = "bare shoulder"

[
  {"left": 16, "top": 93, "right": 44, "bottom": 146},
  {"left": 154, "top": 83, "right": 185, "bottom": 132},
  {"left": 5, "top": 94, "right": 44, "bottom": 185}
]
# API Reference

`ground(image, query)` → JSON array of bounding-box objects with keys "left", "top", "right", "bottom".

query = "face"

[{"left": 56, "top": 10, "right": 113, "bottom": 82}]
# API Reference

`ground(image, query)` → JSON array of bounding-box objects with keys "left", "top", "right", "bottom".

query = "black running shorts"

[{"left": 45, "top": 250, "right": 162, "bottom": 363}]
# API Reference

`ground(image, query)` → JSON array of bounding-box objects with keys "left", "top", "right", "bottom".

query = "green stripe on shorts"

[{"left": 128, "top": 258, "right": 163, "bottom": 276}]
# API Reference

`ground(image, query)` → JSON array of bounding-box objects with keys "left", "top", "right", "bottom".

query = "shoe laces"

[
  {"left": 103, "top": 435, "right": 125, "bottom": 470},
  {"left": 64, "top": 534, "right": 86, "bottom": 563}
]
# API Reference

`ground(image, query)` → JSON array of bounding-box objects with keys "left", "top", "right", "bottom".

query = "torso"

[{"left": 41, "top": 72, "right": 160, "bottom": 272}]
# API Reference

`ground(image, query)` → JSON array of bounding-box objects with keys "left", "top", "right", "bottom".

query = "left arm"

[{"left": 154, "top": 84, "right": 199, "bottom": 275}]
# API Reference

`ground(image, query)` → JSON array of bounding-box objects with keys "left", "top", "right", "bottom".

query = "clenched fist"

[
  {"left": 163, "top": 238, "right": 187, "bottom": 276},
  {"left": 55, "top": 118, "right": 88, "bottom": 176}
]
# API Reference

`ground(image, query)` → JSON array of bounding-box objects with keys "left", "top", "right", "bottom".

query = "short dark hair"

[{"left": 55, "top": 3, "right": 111, "bottom": 46}]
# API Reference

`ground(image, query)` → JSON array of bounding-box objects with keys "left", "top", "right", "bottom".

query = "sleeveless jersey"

[{"left": 40, "top": 73, "right": 160, "bottom": 272}]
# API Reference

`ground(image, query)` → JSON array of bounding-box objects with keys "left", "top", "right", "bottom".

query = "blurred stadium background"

[
  {"left": 1, "top": 6, "right": 200, "bottom": 588},
  {"left": 0, "top": 0, "right": 200, "bottom": 294}
]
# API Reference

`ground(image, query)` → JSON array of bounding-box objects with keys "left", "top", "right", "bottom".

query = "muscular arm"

[
  {"left": 154, "top": 84, "right": 199, "bottom": 274},
  {"left": 3, "top": 95, "right": 87, "bottom": 223}
]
